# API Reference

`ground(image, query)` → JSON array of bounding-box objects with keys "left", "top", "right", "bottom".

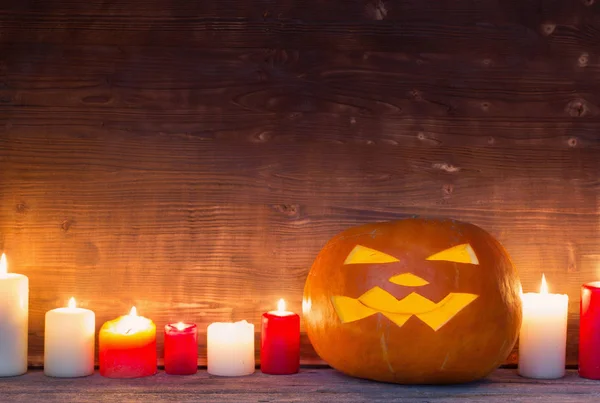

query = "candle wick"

[{"left": 125, "top": 328, "right": 132, "bottom": 335}]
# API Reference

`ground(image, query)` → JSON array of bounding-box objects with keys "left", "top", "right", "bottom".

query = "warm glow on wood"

[
  {"left": 68, "top": 297, "right": 76, "bottom": 309},
  {"left": 277, "top": 298, "right": 286, "bottom": 313},
  {"left": 0, "top": 253, "right": 7, "bottom": 276},
  {"left": 540, "top": 274, "right": 548, "bottom": 295}
]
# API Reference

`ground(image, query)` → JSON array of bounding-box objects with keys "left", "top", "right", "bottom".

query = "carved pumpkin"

[{"left": 303, "top": 218, "right": 521, "bottom": 384}]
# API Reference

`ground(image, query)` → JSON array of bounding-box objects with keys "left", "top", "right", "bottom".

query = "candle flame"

[
  {"left": 0, "top": 253, "right": 7, "bottom": 275},
  {"left": 176, "top": 322, "right": 185, "bottom": 331},
  {"left": 115, "top": 306, "right": 150, "bottom": 335},
  {"left": 277, "top": 298, "right": 286, "bottom": 312},
  {"left": 540, "top": 274, "right": 548, "bottom": 295},
  {"left": 68, "top": 297, "right": 76, "bottom": 309}
]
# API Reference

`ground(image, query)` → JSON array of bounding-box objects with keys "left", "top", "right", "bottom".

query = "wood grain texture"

[
  {"left": 0, "top": 369, "right": 599, "bottom": 402},
  {"left": 1, "top": 0, "right": 600, "bottom": 367}
]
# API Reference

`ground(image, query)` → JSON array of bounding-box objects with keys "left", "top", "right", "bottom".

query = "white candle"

[
  {"left": 44, "top": 297, "right": 95, "bottom": 378},
  {"left": 518, "top": 274, "right": 568, "bottom": 379},
  {"left": 0, "top": 253, "right": 29, "bottom": 377},
  {"left": 207, "top": 320, "right": 255, "bottom": 376}
]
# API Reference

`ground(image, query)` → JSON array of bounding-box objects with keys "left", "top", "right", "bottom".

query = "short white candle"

[
  {"left": 44, "top": 297, "right": 95, "bottom": 378},
  {"left": 0, "top": 253, "right": 29, "bottom": 377},
  {"left": 518, "top": 274, "right": 568, "bottom": 379},
  {"left": 207, "top": 320, "right": 255, "bottom": 376}
]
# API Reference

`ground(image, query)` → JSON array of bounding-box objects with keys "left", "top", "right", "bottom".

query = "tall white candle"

[
  {"left": 0, "top": 253, "right": 29, "bottom": 377},
  {"left": 207, "top": 320, "right": 255, "bottom": 376},
  {"left": 518, "top": 274, "right": 568, "bottom": 379},
  {"left": 44, "top": 297, "right": 95, "bottom": 378}
]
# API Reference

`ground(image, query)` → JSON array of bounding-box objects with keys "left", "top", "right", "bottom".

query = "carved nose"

[{"left": 389, "top": 273, "right": 429, "bottom": 287}]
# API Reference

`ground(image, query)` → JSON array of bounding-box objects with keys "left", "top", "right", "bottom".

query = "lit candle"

[
  {"left": 0, "top": 253, "right": 28, "bottom": 377},
  {"left": 518, "top": 274, "right": 568, "bottom": 379},
  {"left": 207, "top": 320, "right": 254, "bottom": 376},
  {"left": 164, "top": 322, "right": 198, "bottom": 375},
  {"left": 260, "top": 299, "right": 300, "bottom": 374},
  {"left": 99, "top": 306, "right": 157, "bottom": 378},
  {"left": 579, "top": 281, "right": 600, "bottom": 379},
  {"left": 44, "top": 297, "right": 95, "bottom": 378}
]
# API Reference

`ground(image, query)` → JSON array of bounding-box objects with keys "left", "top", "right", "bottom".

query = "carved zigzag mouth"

[{"left": 332, "top": 287, "right": 478, "bottom": 331}]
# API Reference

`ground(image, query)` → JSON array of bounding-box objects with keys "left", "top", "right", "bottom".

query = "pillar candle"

[
  {"left": 44, "top": 297, "right": 95, "bottom": 377},
  {"left": 579, "top": 281, "right": 600, "bottom": 379},
  {"left": 207, "top": 320, "right": 254, "bottom": 376},
  {"left": 99, "top": 306, "right": 157, "bottom": 378},
  {"left": 518, "top": 274, "right": 568, "bottom": 379},
  {"left": 261, "top": 299, "right": 300, "bottom": 375},
  {"left": 0, "top": 253, "right": 28, "bottom": 377},
  {"left": 164, "top": 322, "right": 198, "bottom": 375}
]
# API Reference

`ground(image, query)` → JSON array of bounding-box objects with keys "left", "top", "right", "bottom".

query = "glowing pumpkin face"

[
  {"left": 333, "top": 243, "right": 480, "bottom": 330},
  {"left": 303, "top": 218, "right": 522, "bottom": 384}
]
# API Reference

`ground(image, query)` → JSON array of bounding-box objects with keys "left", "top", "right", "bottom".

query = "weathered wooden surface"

[
  {"left": 1, "top": 0, "right": 600, "bottom": 366},
  {"left": 0, "top": 369, "right": 598, "bottom": 402}
]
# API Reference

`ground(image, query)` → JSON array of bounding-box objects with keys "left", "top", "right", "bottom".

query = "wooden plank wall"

[{"left": 0, "top": 0, "right": 599, "bottom": 367}]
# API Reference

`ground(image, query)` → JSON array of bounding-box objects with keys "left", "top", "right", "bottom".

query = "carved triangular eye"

[
  {"left": 426, "top": 244, "right": 479, "bottom": 265},
  {"left": 344, "top": 245, "right": 399, "bottom": 265}
]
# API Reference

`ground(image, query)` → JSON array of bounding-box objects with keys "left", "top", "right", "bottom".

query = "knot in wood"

[
  {"left": 433, "top": 163, "right": 461, "bottom": 173},
  {"left": 566, "top": 99, "right": 588, "bottom": 117},
  {"left": 15, "top": 202, "right": 29, "bottom": 214},
  {"left": 273, "top": 204, "right": 300, "bottom": 217},
  {"left": 582, "top": 0, "right": 595, "bottom": 6},
  {"left": 365, "top": 0, "right": 388, "bottom": 20},
  {"left": 540, "top": 22, "right": 556, "bottom": 36},
  {"left": 61, "top": 220, "right": 73, "bottom": 232},
  {"left": 578, "top": 53, "right": 589, "bottom": 67},
  {"left": 411, "top": 89, "right": 423, "bottom": 101},
  {"left": 568, "top": 137, "right": 578, "bottom": 147},
  {"left": 253, "top": 131, "right": 272, "bottom": 143}
]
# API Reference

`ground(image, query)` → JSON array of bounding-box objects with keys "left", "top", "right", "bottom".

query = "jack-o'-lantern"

[{"left": 303, "top": 218, "right": 521, "bottom": 384}]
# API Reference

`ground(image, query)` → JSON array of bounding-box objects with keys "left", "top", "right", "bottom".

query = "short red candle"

[
  {"left": 579, "top": 282, "right": 600, "bottom": 379},
  {"left": 261, "top": 299, "right": 300, "bottom": 375},
  {"left": 99, "top": 307, "right": 157, "bottom": 378},
  {"left": 164, "top": 322, "right": 198, "bottom": 375}
]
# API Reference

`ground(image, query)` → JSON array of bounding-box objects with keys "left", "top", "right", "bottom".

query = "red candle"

[
  {"left": 580, "top": 282, "right": 600, "bottom": 379},
  {"left": 99, "top": 306, "right": 157, "bottom": 378},
  {"left": 164, "top": 322, "right": 198, "bottom": 375},
  {"left": 261, "top": 299, "right": 300, "bottom": 375}
]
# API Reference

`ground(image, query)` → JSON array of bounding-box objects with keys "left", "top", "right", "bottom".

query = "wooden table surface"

[{"left": 1, "top": 368, "right": 598, "bottom": 402}]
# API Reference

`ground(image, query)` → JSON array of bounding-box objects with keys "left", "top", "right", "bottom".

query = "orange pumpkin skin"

[{"left": 303, "top": 218, "right": 522, "bottom": 384}]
